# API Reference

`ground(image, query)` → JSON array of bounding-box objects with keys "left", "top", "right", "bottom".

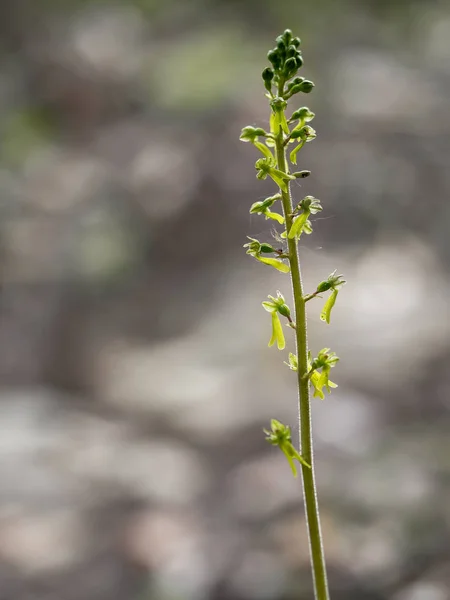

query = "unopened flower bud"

[
  {"left": 262, "top": 67, "right": 274, "bottom": 82},
  {"left": 286, "top": 45, "right": 297, "bottom": 58},
  {"left": 278, "top": 303, "right": 291, "bottom": 318},
  {"left": 284, "top": 57, "right": 297, "bottom": 77},
  {"left": 283, "top": 29, "right": 293, "bottom": 42},
  {"left": 295, "top": 54, "right": 304, "bottom": 68},
  {"left": 300, "top": 80, "right": 314, "bottom": 93},
  {"left": 260, "top": 243, "right": 276, "bottom": 254},
  {"left": 267, "top": 50, "right": 281, "bottom": 70}
]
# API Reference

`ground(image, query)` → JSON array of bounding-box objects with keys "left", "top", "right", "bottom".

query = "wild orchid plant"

[{"left": 240, "top": 30, "right": 345, "bottom": 600}]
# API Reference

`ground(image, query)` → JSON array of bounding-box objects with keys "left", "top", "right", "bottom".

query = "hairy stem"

[{"left": 274, "top": 119, "right": 330, "bottom": 599}]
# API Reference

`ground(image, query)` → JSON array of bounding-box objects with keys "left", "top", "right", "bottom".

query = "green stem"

[{"left": 274, "top": 110, "right": 330, "bottom": 599}]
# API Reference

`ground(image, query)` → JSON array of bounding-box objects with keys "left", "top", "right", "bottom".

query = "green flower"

[
  {"left": 249, "top": 193, "right": 284, "bottom": 224},
  {"left": 262, "top": 291, "right": 291, "bottom": 350},
  {"left": 284, "top": 352, "right": 298, "bottom": 371},
  {"left": 255, "top": 157, "right": 296, "bottom": 193},
  {"left": 289, "top": 107, "right": 315, "bottom": 125},
  {"left": 316, "top": 271, "right": 346, "bottom": 324},
  {"left": 264, "top": 419, "right": 311, "bottom": 476},
  {"left": 288, "top": 196, "right": 322, "bottom": 239},
  {"left": 308, "top": 349, "right": 339, "bottom": 399},
  {"left": 270, "top": 97, "right": 289, "bottom": 134},
  {"left": 244, "top": 237, "right": 290, "bottom": 273},
  {"left": 316, "top": 270, "right": 346, "bottom": 293},
  {"left": 240, "top": 126, "right": 275, "bottom": 161},
  {"left": 289, "top": 125, "right": 317, "bottom": 164}
]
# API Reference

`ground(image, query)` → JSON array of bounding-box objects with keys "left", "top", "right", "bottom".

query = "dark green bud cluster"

[{"left": 263, "top": 29, "right": 312, "bottom": 97}]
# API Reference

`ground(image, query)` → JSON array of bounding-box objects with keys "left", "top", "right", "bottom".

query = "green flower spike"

[
  {"left": 262, "top": 291, "right": 291, "bottom": 350},
  {"left": 264, "top": 419, "right": 311, "bottom": 476},
  {"left": 255, "top": 157, "right": 296, "bottom": 193},
  {"left": 317, "top": 271, "right": 346, "bottom": 324},
  {"left": 244, "top": 237, "right": 290, "bottom": 273},
  {"left": 288, "top": 196, "right": 323, "bottom": 239},
  {"left": 249, "top": 193, "right": 284, "bottom": 224},
  {"left": 240, "top": 126, "right": 275, "bottom": 161},
  {"left": 308, "top": 348, "right": 339, "bottom": 400},
  {"left": 289, "top": 125, "right": 317, "bottom": 165}
]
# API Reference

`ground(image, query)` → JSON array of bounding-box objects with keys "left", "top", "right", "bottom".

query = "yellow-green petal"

[
  {"left": 262, "top": 301, "right": 277, "bottom": 313},
  {"left": 291, "top": 447, "right": 311, "bottom": 469},
  {"left": 257, "top": 256, "right": 290, "bottom": 273},
  {"left": 268, "top": 311, "right": 285, "bottom": 349},
  {"left": 269, "top": 173, "right": 288, "bottom": 192},
  {"left": 284, "top": 448, "right": 298, "bottom": 477},
  {"left": 320, "top": 289, "right": 338, "bottom": 324},
  {"left": 270, "top": 167, "right": 296, "bottom": 181},
  {"left": 289, "top": 141, "right": 305, "bottom": 165},
  {"left": 265, "top": 210, "right": 285, "bottom": 224},
  {"left": 311, "top": 370, "right": 325, "bottom": 399},
  {"left": 270, "top": 112, "right": 278, "bottom": 135},
  {"left": 254, "top": 141, "right": 275, "bottom": 161},
  {"left": 288, "top": 211, "right": 309, "bottom": 239},
  {"left": 279, "top": 111, "right": 290, "bottom": 134}
]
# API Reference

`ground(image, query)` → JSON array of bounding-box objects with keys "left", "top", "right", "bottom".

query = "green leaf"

[
  {"left": 257, "top": 256, "right": 290, "bottom": 273},
  {"left": 268, "top": 311, "right": 285, "bottom": 350},
  {"left": 320, "top": 289, "right": 338, "bottom": 324},
  {"left": 288, "top": 211, "right": 309, "bottom": 239}
]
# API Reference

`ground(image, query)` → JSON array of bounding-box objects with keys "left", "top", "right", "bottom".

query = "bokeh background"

[{"left": 1, "top": 0, "right": 450, "bottom": 599}]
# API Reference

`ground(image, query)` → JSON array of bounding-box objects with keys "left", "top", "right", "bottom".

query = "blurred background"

[{"left": 0, "top": 0, "right": 450, "bottom": 599}]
